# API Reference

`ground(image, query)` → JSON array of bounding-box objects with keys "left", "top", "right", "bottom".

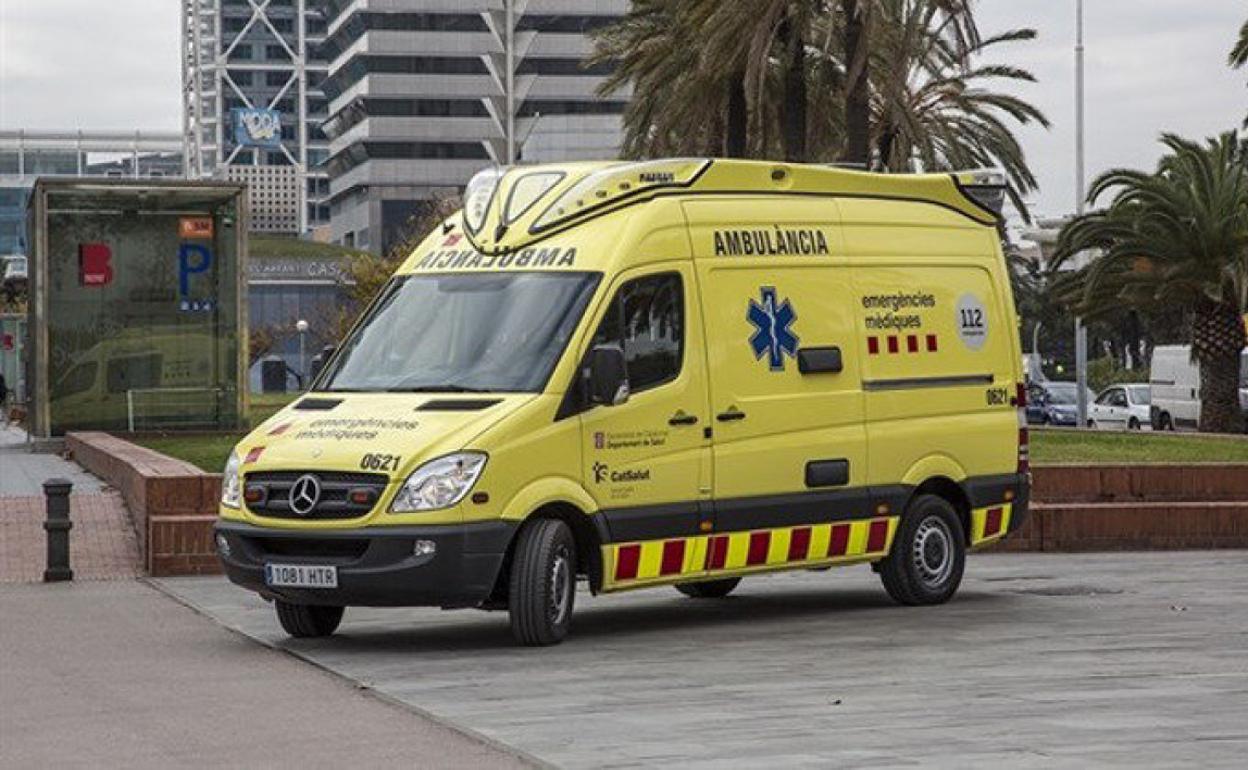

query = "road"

[{"left": 156, "top": 551, "right": 1248, "bottom": 768}]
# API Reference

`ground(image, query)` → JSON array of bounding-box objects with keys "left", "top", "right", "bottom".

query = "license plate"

[{"left": 264, "top": 563, "right": 338, "bottom": 589}]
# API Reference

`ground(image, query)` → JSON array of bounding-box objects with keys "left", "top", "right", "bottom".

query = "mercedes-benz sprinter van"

[{"left": 216, "top": 159, "right": 1030, "bottom": 645}]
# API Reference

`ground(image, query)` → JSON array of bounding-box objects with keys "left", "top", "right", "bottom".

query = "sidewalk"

[
  {"left": 0, "top": 580, "right": 535, "bottom": 769},
  {"left": 0, "top": 424, "right": 102, "bottom": 496},
  {"left": 2, "top": 424, "right": 140, "bottom": 582}
]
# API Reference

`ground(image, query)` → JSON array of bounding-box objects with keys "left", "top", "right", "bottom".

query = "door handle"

[
  {"left": 716, "top": 408, "right": 746, "bottom": 422},
  {"left": 668, "top": 411, "right": 699, "bottom": 426}
]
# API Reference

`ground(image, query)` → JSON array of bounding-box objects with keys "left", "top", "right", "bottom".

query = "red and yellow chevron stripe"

[
  {"left": 969, "top": 502, "right": 1013, "bottom": 548},
  {"left": 602, "top": 517, "right": 898, "bottom": 592}
]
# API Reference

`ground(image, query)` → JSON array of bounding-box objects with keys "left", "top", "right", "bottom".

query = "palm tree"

[
  {"left": 1231, "top": 16, "right": 1248, "bottom": 68},
  {"left": 1232, "top": 16, "right": 1248, "bottom": 125},
  {"left": 1054, "top": 132, "right": 1248, "bottom": 434},
  {"left": 590, "top": 0, "right": 731, "bottom": 157},
  {"left": 839, "top": 0, "right": 977, "bottom": 164},
  {"left": 869, "top": 0, "right": 1049, "bottom": 217}
]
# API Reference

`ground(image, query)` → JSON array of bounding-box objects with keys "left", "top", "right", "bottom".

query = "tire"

[
  {"left": 1159, "top": 412, "right": 1174, "bottom": 432},
  {"left": 1086, "top": 419, "right": 1095, "bottom": 428},
  {"left": 274, "top": 601, "right": 344, "bottom": 638},
  {"left": 1128, "top": 417, "right": 1141, "bottom": 430},
  {"left": 878, "top": 494, "right": 966, "bottom": 606},
  {"left": 508, "top": 519, "right": 577, "bottom": 646},
  {"left": 675, "top": 577, "right": 741, "bottom": 599}
]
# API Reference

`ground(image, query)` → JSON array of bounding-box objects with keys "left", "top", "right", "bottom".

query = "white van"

[{"left": 1149, "top": 344, "right": 1248, "bottom": 430}]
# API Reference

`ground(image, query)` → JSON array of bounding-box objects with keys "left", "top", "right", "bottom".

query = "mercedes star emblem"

[{"left": 288, "top": 474, "right": 322, "bottom": 516}]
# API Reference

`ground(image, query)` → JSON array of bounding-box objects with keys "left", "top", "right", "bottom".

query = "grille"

[{"left": 244, "top": 471, "right": 389, "bottom": 520}]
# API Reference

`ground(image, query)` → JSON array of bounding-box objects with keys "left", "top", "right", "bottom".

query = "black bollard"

[{"left": 43, "top": 478, "right": 73, "bottom": 582}]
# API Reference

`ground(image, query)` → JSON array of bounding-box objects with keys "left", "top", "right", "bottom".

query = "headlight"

[
  {"left": 221, "top": 450, "right": 241, "bottom": 508},
  {"left": 391, "top": 452, "right": 487, "bottom": 512}
]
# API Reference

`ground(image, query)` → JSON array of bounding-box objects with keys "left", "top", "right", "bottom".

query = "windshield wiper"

[{"left": 385, "top": 384, "right": 493, "bottom": 393}]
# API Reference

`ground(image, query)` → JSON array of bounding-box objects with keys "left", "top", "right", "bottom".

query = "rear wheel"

[
  {"left": 508, "top": 519, "right": 577, "bottom": 646},
  {"left": 878, "top": 495, "right": 966, "bottom": 606},
  {"left": 274, "top": 601, "right": 344, "bottom": 638},
  {"left": 1159, "top": 412, "right": 1175, "bottom": 431},
  {"left": 675, "top": 577, "right": 740, "bottom": 599}
]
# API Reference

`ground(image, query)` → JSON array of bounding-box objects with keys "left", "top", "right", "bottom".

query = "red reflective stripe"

[
  {"left": 788, "top": 527, "right": 812, "bottom": 561},
  {"left": 867, "top": 337, "right": 880, "bottom": 355},
  {"left": 867, "top": 520, "right": 889, "bottom": 552},
  {"left": 984, "top": 507, "right": 1003, "bottom": 538},
  {"left": 827, "top": 524, "right": 851, "bottom": 557},
  {"left": 887, "top": 336, "right": 899, "bottom": 354},
  {"left": 615, "top": 544, "right": 641, "bottom": 581},
  {"left": 706, "top": 535, "right": 729, "bottom": 570},
  {"left": 660, "top": 539, "right": 686, "bottom": 575},
  {"left": 906, "top": 334, "right": 919, "bottom": 353},
  {"left": 747, "top": 531, "right": 770, "bottom": 565},
  {"left": 926, "top": 334, "right": 938, "bottom": 352}
]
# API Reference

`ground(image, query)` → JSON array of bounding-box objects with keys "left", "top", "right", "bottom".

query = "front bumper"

[{"left": 214, "top": 520, "right": 516, "bottom": 608}]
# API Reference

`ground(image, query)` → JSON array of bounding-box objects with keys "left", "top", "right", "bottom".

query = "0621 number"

[{"left": 360, "top": 453, "right": 401, "bottom": 472}]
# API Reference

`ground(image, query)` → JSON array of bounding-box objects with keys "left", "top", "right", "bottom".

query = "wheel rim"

[
  {"left": 548, "top": 544, "right": 573, "bottom": 626},
  {"left": 912, "top": 516, "right": 954, "bottom": 589}
]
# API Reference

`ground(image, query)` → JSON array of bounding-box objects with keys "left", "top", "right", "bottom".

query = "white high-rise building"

[
  {"left": 319, "top": 0, "right": 630, "bottom": 254},
  {"left": 182, "top": 0, "right": 331, "bottom": 234}
]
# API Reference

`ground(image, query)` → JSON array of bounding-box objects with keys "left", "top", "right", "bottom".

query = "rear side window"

[{"left": 592, "top": 273, "right": 683, "bottom": 392}]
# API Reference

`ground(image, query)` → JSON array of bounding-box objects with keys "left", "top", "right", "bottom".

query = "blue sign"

[
  {"left": 748, "top": 287, "right": 799, "bottom": 371},
  {"left": 232, "top": 108, "right": 282, "bottom": 148},
  {"left": 178, "top": 243, "right": 215, "bottom": 313}
]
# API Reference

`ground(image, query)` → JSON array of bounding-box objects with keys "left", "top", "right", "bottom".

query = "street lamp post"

[
  {"left": 296, "top": 319, "right": 309, "bottom": 389},
  {"left": 1074, "top": 0, "right": 1090, "bottom": 428}
]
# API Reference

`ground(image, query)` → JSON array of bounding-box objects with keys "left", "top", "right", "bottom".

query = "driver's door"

[{"left": 578, "top": 265, "right": 712, "bottom": 586}]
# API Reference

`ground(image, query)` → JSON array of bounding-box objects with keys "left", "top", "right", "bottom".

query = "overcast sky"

[{"left": 0, "top": 1, "right": 1244, "bottom": 216}]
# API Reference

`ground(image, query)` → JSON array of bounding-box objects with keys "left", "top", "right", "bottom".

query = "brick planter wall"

[
  {"left": 991, "top": 465, "right": 1248, "bottom": 552},
  {"left": 66, "top": 434, "right": 1248, "bottom": 565},
  {"left": 66, "top": 433, "right": 222, "bottom": 577}
]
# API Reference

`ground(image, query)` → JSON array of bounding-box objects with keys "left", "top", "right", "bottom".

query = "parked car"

[
  {"left": 1089, "top": 384, "right": 1150, "bottom": 430},
  {"left": 1150, "top": 345, "right": 1248, "bottom": 431},
  {"left": 1026, "top": 381, "right": 1094, "bottom": 426}
]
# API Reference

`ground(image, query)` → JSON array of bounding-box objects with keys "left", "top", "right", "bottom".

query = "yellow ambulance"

[{"left": 216, "top": 159, "right": 1030, "bottom": 645}]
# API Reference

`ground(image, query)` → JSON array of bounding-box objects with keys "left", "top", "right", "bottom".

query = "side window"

[
  {"left": 592, "top": 273, "right": 683, "bottom": 393},
  {"left": 1095, "top": 389, "right": 1115, "bottom": 406}
]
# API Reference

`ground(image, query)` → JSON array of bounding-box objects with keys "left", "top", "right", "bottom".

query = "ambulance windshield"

[{"left": 319, "top": 271, "right": 599, "bottom": 393}]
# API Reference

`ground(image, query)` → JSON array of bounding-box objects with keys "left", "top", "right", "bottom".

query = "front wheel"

[
  {"left": 275, "top": 601, "right": 344, "bottom": 638},
  {"left": 508, "top": 519, "right": 577, "bottom": 646},
  {"left": 676, "top": 577, "right": 741, "bottom": 599},
  {"left": 878, "top": 495, "right": 966, "bottom": 606},
  {"left": 1128, "top": 417, "right": 1141, "bottom": 430}
]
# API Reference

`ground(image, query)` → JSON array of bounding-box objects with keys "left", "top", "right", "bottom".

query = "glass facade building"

[{"left": 26, "top": 180, "right": 248, "bottom": 436}]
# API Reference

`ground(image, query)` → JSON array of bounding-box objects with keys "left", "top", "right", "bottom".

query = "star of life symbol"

[{"left": 747, "top": 286, "right": 799, "bottom": 371}]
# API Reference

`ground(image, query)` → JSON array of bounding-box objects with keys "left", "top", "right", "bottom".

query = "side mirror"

[{"left": 587, "top": 345, "right": 629, "bottom": 406}]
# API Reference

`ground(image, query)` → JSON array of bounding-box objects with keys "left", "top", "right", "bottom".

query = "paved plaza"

[{"left": 156, "top": 551, "right": 1248, "bottom": 769}]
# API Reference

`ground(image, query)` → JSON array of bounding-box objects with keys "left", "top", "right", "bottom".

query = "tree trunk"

[
  {"left": 725, "top": 72, "right": 748, "bottom": 158},
  {"left": 782, "top": 16, "right": 807, "bottom": 162},
  {"left": 877, "top": 125, "right": 897, "bottom": 169},
  {"left": 840, "top": 0, "right": 870, "bottom": 166},
  {"left": 1192, "top": 301, "right": 1247, "bottom": 434}
]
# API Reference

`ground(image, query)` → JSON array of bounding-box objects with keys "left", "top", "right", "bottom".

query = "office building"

[
  {"left": 182, "top": 0, "right": 331, "bottom": 234},
  {"left": 319, "top": 0, "right": 630, "bottom": 253}
]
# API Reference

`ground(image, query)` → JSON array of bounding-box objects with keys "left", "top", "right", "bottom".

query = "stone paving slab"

[
  {"left": 0, "top": 425, "right": 103, "bottom": 495},
  {"left": 0, "top": 580, "right": 535, "bottom": 769},
  {"left": 0, "top": 492, "right": 140, "bottom": 582},
  {"left": 158, "top": 552, "right": 1248, "bottom": 769}
]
